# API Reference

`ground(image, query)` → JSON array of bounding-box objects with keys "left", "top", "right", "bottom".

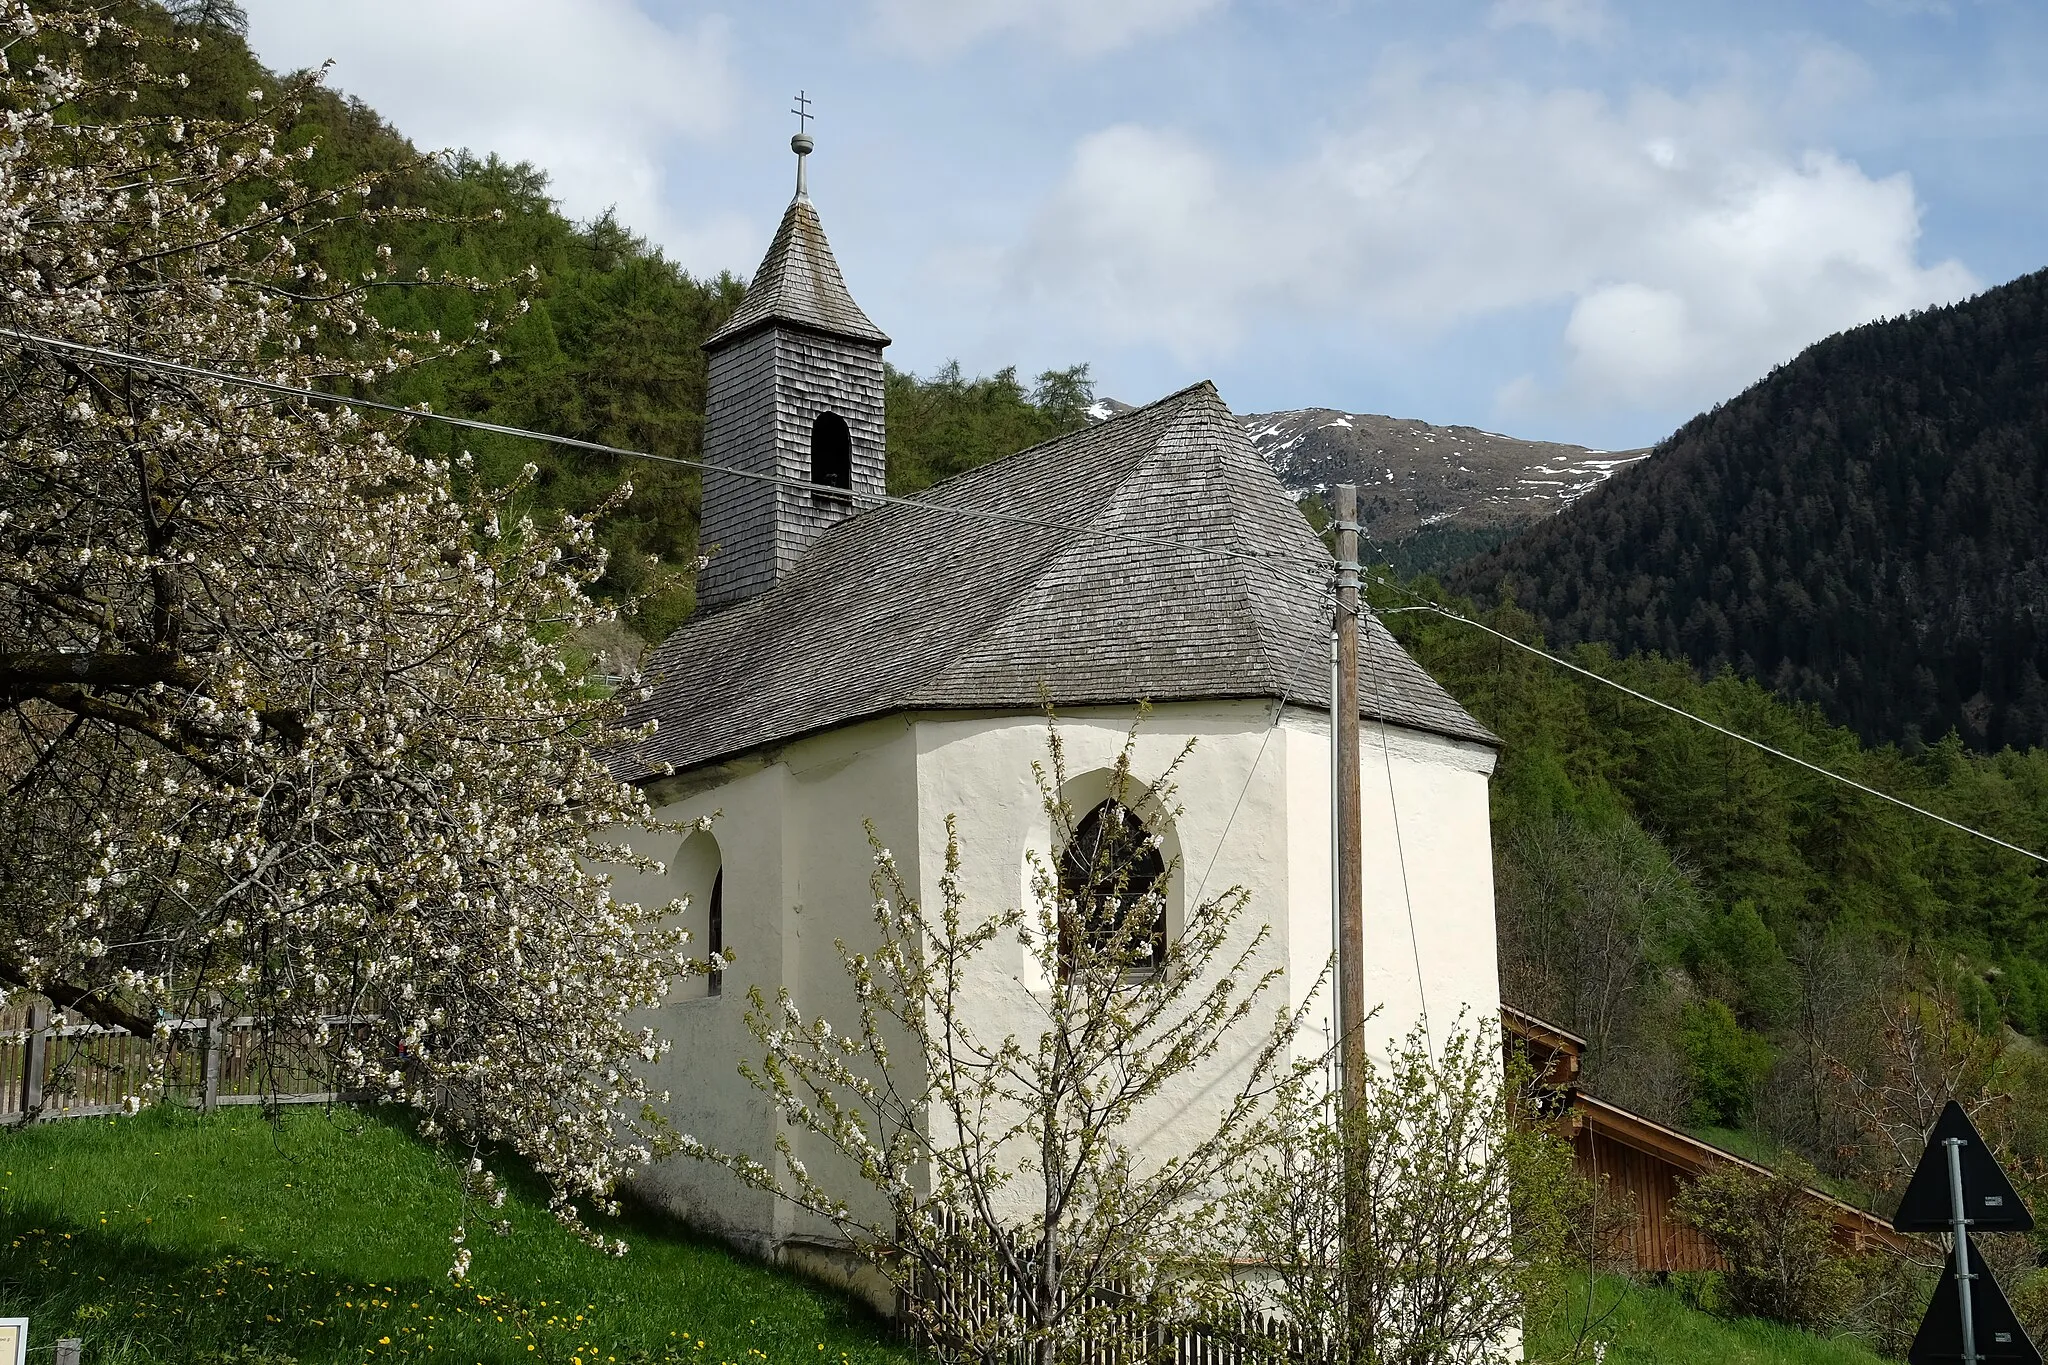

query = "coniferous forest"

[{"left": 1456, "top": 268, "right": 2048, "bottom": 754}]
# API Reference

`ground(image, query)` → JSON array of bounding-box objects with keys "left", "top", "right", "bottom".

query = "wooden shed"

[{"left": 1502, "top": 1006, "right": 1916, "bottom": 1272}]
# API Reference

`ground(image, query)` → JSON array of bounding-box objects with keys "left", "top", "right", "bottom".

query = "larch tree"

[{"left": 0, "top": 3, "right": 694, "bottom": 1260}]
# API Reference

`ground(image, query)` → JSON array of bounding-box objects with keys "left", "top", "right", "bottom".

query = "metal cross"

[{"left": 791, "top": 90, "right": 813, "bottom": 135}]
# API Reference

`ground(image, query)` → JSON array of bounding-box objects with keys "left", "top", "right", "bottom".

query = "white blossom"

[{"left": 0, "top": 8, "right": 692, "bottom": 1248}]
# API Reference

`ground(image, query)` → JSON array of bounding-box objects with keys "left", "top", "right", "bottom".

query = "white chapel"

[{"left": 607, "top": 134, "right": 1505, "bottom": 1267}]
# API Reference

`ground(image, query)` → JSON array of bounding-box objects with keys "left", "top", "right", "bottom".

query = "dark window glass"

[
  {"left": 1057, "top": 801, "right": 1167, "bottom": 974},
  {"left": 810, "top": 411, "right": 852, "bottom": 502},
  {"left": 708, "top": 869, "right": 724, "bottom": 997}
]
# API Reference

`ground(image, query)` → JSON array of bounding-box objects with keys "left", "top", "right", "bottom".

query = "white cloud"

[
  {"left": 1487, "top": 0, "right": 1611, "bottom": 44},
  {"left": 1008, "top": 78, "right": 1976, "bottom": 418},
  {"left": 240, "top": 0, "right": 740, "bottom": 273},
  {"left": 867, "top": 0, "right": 1225, "bottom": 58}
]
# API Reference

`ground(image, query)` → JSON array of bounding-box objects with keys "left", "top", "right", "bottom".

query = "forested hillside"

[
  {"left": 94, "top": 1, "right": 1090, "bottom": 640},
  {"left": 1456, "top": 268, "right": 2048, "bottom": 754},
  {"left": 1380, "top": 579, "right": 2048, "bottom": 1264}
]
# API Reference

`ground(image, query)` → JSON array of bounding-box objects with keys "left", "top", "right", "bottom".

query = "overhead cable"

[
  {"left": 1373, "top": 585, "right": 2048, "bottom": 867},
  {"left": 18, "top": 326, "right": 2030, "bottom": 867},
  {"left": 0, "top": 327, "right": 1325, "bottom": 590}
]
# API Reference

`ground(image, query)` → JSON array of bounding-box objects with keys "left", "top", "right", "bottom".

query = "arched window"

[
  {"left": 1057, "top": 800, "right": 1167, "bottom": 975},
  {"left": 706, "top": 869, "right": 724, "bottom": 997},
  {"left": 810, "top": 411, "right": 852, "bottom": 503},
  {"left": 674, "top": 831, "right": 723, "bottom": 1002}
]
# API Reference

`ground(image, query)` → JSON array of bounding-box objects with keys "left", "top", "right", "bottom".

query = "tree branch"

[
  {"left": 0, "top": 649, "right": 201, "bottom": 695},
  {"left": 0, "top": 960, "right": 155, "bottom": 1036}
]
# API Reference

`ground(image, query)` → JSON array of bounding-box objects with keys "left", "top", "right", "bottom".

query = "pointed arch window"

[
  {"left": 1057, "top": 800, "right": 1168, "bottom": 975},
  {"left": 810, "top": 411, "right": 852, "bottom": 506}
]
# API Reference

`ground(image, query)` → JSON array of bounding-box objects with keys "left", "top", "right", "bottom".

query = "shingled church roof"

[
  {"left": 626, "top": 383, "right": 1493, "bottom": 777},
  {"left": 705, "top": 196, "right": 890, "bottom": 351}
]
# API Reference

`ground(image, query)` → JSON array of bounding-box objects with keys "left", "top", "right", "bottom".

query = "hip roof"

[{"left": 626, "top": 382, "right": 1494, "bottom": 777}]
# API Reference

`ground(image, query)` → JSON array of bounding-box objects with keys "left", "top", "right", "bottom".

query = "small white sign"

[{"left": 0, "top": 1318, "right": 25, "bottom": 1365}]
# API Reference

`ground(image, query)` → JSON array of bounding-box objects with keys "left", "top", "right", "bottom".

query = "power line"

[
  {"left": 0, "top": 327, "right": 1326, "bottom": 590},
  {"left": 25, "top": 326, "right": 2028, "bottom": 868},
  {"left": 1371, "top": 582, "right": 2048, "bottom": 867}
]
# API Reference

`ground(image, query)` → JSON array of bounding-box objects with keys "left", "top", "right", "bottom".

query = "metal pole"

[
  {"left": 1946, "top": 1135, "right": 1978, "bottom": 1365},
  {"left": 202, "top": 998, "right": 222, "bottom": 1114},
  {"left": 24, "top": 1000, "right": 48, "bottom": 1117}
]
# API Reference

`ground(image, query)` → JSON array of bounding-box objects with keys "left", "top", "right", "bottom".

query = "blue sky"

[{"left": 241, "top": 0, "right": 2046, "bottom": 450}]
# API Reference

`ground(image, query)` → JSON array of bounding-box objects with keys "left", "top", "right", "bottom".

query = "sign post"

[
  {"left": 1893, "top": 1100, "right": 2040, "bottom": 1365},
  {"left": 1945, "top": 1134, "right": 1979, "bottom": 1363}
]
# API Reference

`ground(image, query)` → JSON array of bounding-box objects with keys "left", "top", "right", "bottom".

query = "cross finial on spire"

[{"left": 789, "top": 90, "right": 815, "bottom": 200}]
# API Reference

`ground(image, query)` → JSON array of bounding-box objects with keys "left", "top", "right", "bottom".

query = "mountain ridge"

[
  {"left": 1454, "top": 265, "right": 2048, "bottom": 753},
  {"left": 1091, "top": 396, "right": 1649, "bottom": 571}
]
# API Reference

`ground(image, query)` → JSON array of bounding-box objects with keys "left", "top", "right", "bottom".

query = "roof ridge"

[
  {"left": 906, "top": 379, "right": 1221, "bottom": 506},
  {"left": 896, "top": 400, "right": 1212, "bottom": 705},
  {"left": 1206, "top": 408, "right": 1323, "bottom": 698}
]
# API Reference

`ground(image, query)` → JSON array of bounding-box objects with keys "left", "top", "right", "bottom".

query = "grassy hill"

[
  {"left": 0, "top": 1106, "right": 905, "bottom": 1365},
  {"left": 0, "top": 1105, "right": 1901, "bottom": 1365}
]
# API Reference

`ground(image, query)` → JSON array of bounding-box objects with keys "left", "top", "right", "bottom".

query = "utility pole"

[
  {"left": 1334, "top": 483, "right": 1364, "bottom": 1112},
  {"left": 1333, "top": 484, "right": 1368, "bottom": 1364}
]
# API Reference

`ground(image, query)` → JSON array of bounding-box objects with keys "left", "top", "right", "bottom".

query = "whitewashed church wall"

[
  {"left": 622, "top": 757, "right": 797, "bottom": 1257},
  {"left": 910, "top": 701, "right": 1298, "bottom": 1225},
  {"left": 624, "top": 717, "right": 924, "bottom": 1259},
  {"left": 769, "top": 715, "right": 925, "bottom": 1253},
  {"left": 619, "top": 698, "right": 1502, "bottom": 1257},
  {"left": 1277, "top": 708, "right": 1502, "bottom": 1067}
]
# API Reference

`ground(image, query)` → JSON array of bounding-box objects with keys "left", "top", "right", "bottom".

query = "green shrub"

[
  {"left": 1671, "top": 1160, "right": 1854, "bottom": 1331},
  {"left": 2013, "top": 1268, "right": 2048, "bottom": 1356},
  {"left": 1678, "top": 999, "right": 1775, "bottom": 1127}
]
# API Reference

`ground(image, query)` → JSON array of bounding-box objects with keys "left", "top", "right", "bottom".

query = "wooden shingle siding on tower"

[
  {"left": 769, "top": 332, "right": 886, "bottom": 575},
  {"left": 696, "top": 328, "right": 783, "bottom": 609},
  {"left": 694, "top": 183, "right": 890, "bottom": 616}
]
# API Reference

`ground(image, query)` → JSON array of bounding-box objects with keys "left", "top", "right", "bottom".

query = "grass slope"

[
  {"left": 1540, "top": 1285, "right": 1884, "bottom": 1365},
  {"left": 0, "top": 1106, "right": 906, "bottom": 1365},
  {"left": 1534, "top": 1278, "right": 1890, "bottom": 1365},
  {"left": 1, "top": 1106, "right": 1898, "bottom": 1365}
]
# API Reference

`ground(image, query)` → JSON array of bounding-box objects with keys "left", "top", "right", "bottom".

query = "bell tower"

[{"left": 694, "top": 102, "right": 890, "bottom": 615}]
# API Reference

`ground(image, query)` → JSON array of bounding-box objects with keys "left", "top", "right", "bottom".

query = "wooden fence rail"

[
  {"left": 1, "top": 998, "right": 371, "bottom": 1124},
  {"left": 897, "top": 1211, "right": 1333, "bottom": 1365}
]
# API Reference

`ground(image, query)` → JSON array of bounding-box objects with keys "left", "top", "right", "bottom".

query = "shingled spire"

[{"left": 694, "top": 111, "right": 890, "bottom": 615}]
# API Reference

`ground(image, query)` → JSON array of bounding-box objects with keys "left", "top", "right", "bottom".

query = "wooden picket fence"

[
  {"left": 0, "top": 996, "right": 370, "bottom": 1124},
  {"left": 896, "top": 1213, "right": 1332, "bottom": 1365}
]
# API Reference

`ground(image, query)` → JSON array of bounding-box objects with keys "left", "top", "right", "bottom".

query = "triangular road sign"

[
  {"left": 1894, "top": 1100, "right": 2035, "bottom": 1233},
  {"left": 1908, "top": 1236, "right": 2042, "bottom": 1364}
]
